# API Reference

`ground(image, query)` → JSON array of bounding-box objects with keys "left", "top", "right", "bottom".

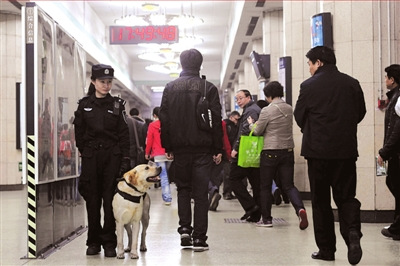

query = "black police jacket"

[
  {"left": 159, "top": 70, "right": 223, "bottom": 155},
  {"left": 73, "top": 93, "right": 130, "bottom": 157}
]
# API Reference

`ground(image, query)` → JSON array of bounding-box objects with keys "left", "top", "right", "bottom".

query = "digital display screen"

[
  {"left": 310, "top": 12, "right": 333, "bottom": 49},
  {"left": 311, "top": 15, "right": 324, "bottom": 47},
  {"left": 109, "top": 25, "right": 179, "bottom": 44}
]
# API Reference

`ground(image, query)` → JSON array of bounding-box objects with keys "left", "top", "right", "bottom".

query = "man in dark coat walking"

[
  {"left": 159, "top": 48, "right": 223, "bottom": 252},
  {"left": 294, "top": 46, "right": 366, "bottom": 265}
]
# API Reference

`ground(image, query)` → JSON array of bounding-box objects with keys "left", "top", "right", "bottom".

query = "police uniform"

[{"left": 73, "top": 64, "right": 130, "bottom": 256}]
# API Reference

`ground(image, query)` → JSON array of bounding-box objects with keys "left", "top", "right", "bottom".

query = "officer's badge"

[{"left": 104, "top": 69, "right": 109, "bottom": 75}]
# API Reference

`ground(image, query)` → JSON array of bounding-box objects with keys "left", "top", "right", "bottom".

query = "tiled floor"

[{"left": 1, "top": 186, "right": 400, "bottom": 265}]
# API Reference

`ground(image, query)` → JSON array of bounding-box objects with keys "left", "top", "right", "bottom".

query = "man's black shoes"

[
  {"left": 181, "top": 233, "right": 193, "bottom": 247},
  {"left": 223, "top": 193, "right": 236, "bottom": 200},
  {"left": 311, "top": 251, "right": 335, "bottom": 261},
  {"left": 381, "top": 226, "right": 400, "bottom": 240},
  {"left": 209, "top": 192, "right": 221, "bottom": 211},
  {"left": 240, "top": 205, "right": 260, "bottom": 220},
  {"left": 348, "top": 231, "right": 362, "bottom": 265},
  {"left": 273, "top": 188, "right": 282, "bottom": 206},
  {"left": 193, "top": 239, "right": 209, "bottom": 252}
]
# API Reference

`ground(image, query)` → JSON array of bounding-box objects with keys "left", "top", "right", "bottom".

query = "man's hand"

[
  {"left": 166, "top": 152, "right": 174, "bottom": 160},
  {"left": 231, "top": 149, "right": 238, "bottom": 158},
  {"left": 213, "top": 153, "right": 222, "bottom": 165},
  {"left": 377, "top": 154, "right": 384, "bottom": 166},
  {"left": 119, "top": 157, "right": 131, "bottom": 177}
]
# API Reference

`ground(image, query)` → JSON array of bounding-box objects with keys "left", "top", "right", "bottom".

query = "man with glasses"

[{"left": 229, "top": 90, "right": 261, "bottom": 222}]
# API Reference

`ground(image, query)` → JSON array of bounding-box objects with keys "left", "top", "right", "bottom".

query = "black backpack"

[{"left": 196, "top": 75, "right": 213, "bottom": 132}]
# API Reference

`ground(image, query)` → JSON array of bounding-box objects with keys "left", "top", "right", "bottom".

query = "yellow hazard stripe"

[{"left": 27, "top": 135, "right": 36, "bottom": 258}]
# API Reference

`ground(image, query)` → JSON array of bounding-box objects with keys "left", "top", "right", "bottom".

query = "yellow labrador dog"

[{"left": 112, "top": 163, "right": 161, "bottom": 259}]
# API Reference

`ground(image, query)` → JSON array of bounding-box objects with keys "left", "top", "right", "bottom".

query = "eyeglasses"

[{"left": 235, "top": 96, "right": 246, "bottom": 102}]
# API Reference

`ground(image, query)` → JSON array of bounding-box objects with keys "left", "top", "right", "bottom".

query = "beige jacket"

[{"left": 251, "top": 98, "right": 294, "bottom": 150}]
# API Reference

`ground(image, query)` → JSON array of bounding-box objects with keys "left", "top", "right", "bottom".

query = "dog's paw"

[
  {"left": 140, "top": 246, "right": 147, "bottom": 252},
  {"left": 124, "top": 248, "right": 131, "bottom": 253},
  {"left": 116, "top": 253, "right": 125, "bottom": 259},
  {"left": 130, "top": 253, "right": 139, "bottom": 259}
]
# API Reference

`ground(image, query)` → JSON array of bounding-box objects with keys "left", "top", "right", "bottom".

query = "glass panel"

[
  {"left": 55, "top": 25, "right": 76, "bottom": 178},
  {"left": 37, "top": 10, "right": 55, "bottom": 182}
]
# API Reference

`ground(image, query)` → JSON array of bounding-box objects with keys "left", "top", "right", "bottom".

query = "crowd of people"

[{"left": 73, "top": 47, "right": 400, "bottom": 266}]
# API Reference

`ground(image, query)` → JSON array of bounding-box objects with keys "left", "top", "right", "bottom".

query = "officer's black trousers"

[{"left": 81, "top": 146, "right": 120, "bottom": 249}]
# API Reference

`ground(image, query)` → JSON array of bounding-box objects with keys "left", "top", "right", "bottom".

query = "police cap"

[{"left": 91, "top": 64, "right": 114, "bottom": 80}]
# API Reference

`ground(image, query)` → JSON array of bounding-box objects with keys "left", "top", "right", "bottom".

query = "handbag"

[
  {"left": 196, "top": 75, "right": 213, "bottom": 132},
  {"left": 237, "top": 127, "right": 264, "bottom": 168}
]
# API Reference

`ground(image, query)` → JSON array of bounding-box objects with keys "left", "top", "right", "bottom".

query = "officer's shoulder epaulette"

[
  {"left": 77, "top": 95, "right": 89, "bottom": 104},
  {"left": 113, "top": 96, "right": 126, "bottom": 106}
]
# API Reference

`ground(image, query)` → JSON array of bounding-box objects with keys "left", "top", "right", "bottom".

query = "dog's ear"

[{"left": 128, "top": 169, "right": 139, "bottom": 186}]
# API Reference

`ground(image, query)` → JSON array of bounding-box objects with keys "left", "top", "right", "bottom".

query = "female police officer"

[{"left": 74, "top": 64, "right": 130, "bottom": 257}]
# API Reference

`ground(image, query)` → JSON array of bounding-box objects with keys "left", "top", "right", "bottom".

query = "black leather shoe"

[
  {"left": 311, "top": 251, "right": 335, "bottom": 261},
  {"left": 240, "top": 205, "right": 260, "bottom": 220},
  {"left": 348, "top": 231, "right": 362, "bottom": 265},
  {"left": 86, "top": 245, "right": 101, "bottom": 255},
  {"left": 223, "top": 193, "right": 235, "bottom": 200},
  {"left": 104, "top": 248, "right": 116, "bottom": 257}
]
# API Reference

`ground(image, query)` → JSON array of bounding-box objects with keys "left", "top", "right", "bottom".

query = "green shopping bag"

[{"left": 238, "top": 128, "right": 264, "bottom": 168}]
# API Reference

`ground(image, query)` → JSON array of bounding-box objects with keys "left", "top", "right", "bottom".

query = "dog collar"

[
  {"left": 115, "top": 187, "right": 147, "bottom": 203},
  {"left": 118, "top": 178, "right": 146, "bottom": 194}
]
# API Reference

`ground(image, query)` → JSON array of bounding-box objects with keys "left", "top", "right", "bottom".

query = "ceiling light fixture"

[
  {"left": 145, "top": 64, "right": 181, "bottom": 78},
  {"left": 141, "top": 3, "right": 159, "bottom": 12}
]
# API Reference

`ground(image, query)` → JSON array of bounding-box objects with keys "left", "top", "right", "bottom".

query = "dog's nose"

[{"left": 156, "top": 166, "right": 162, "bottom": 171}]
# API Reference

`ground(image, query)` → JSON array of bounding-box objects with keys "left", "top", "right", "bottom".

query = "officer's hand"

[{"left": 119, "top": 157, "right": 131, "bottom": 177}]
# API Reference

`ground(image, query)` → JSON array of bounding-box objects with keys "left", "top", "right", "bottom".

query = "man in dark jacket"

[
  {"left": 377, "top": 64, "right": 400, "bottom": 240},
  {"left": 159, "top": 48, "right": 223, "bottom": 252},
  {"left": 222, "top": 110, "right": 240, "bottom": 200},
  {"left": 294, "top": 46, "right": 366, "bottom": 265},
  {"left": 229, "top": 90, "right": 261, "bottom": 222},
  {"left": 126, "top": 107, "right": 148, "bottom": 167}
]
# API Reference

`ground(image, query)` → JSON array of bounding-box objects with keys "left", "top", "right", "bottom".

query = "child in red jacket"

[{"left": 145, "top": 107, "right": 172, "bottom": 205}]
